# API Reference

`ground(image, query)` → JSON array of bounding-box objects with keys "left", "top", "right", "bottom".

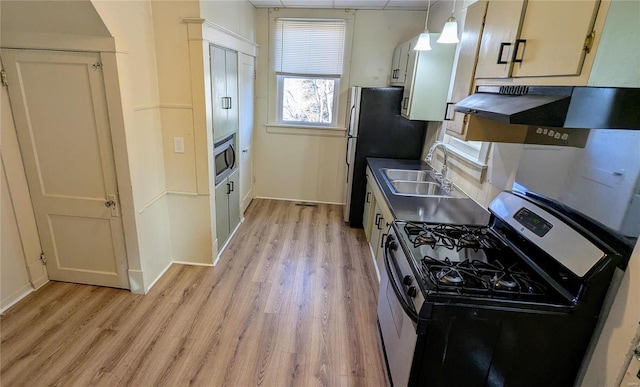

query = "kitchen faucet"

[{"left": 426, "top": 142, "right": 452, "bottom": 190}]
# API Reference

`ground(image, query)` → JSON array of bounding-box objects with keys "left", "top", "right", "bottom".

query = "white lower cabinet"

[
  {"left": 215, "top": 169, "right": 240, "bottom": 249},
  {"left": 364, "top": 167, "right": 394, "bottom": 287}
]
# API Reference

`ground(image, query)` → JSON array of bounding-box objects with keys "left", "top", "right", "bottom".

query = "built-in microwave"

[{"left": 214, "top": 134, "right": 236, "bottom": 186}]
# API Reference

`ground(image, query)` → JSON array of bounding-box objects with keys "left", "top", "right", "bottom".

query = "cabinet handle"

[
  {"left": 228, "top": 97, "right": 232, "bottom": 110},
  {"left": 402, "top": 97, "right": 409, "bottom": 110},
  {"left": 227, "top": 182, "right": 231, "bottom": 194},
  {"left": 374, "top": 213, "right": 382, "bottom": 227},
  {"left": 444, "top": 102, "right": 455, "bottom": 121},
  {"left": 497, "top": 42, "right": 512, "bottom": 64},
  {"left": 380, "top": 233, "right": 387, "bottom": 248},
  {"left": 366, "top": 192, "right": 371, "bottom": 203},
  {"left": 512, "top": 39, "right": 527, "bottom": 63},
  {"left": 230, "top": 181, "right": 234, "bottom": 192}
]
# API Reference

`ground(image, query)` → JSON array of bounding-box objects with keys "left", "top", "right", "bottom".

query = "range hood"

[{"left": 455, "top": 85, "right": 640, "bottom": 130}]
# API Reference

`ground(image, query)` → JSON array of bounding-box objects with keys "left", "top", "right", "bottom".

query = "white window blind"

[{"left": 274, "top": 18, "right": 346, "bottom": 76}]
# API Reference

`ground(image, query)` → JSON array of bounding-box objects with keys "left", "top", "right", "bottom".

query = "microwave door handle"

[{"left": 228, "top": 144, "right": 236, "bottom": 169}]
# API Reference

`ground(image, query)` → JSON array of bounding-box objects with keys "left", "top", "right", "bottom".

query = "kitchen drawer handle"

[
  {"left": 444, "top": 102, "right": 455, "bottom": 121},
  {"left": 497, "top": 42, "right": 512, "bottom": 64},
  {"left": 374, "top": 213, "right": 382, "bottom": 227},
  {"left": 366, "top": 192, "right": 371, "bottom": 203},
  {"left": 512, "top": 39, "right": 527, "bottom": 63},
  {"left": 402, "top": 97, "right": 409, "bottom": 110}
]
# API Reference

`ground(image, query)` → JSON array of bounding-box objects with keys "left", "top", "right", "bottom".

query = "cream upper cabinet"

[
  {"left": 445, "top": 1, "right": 488, "bottom": 138},
  {"left": 475, "top": 0, "right": 600, "bottom": 79},
  {"left": 390, "top": 41, "right": 411, "bottom": 86},
  {"left": 401, "top": 34, "right": 456, "bottom": 121}
]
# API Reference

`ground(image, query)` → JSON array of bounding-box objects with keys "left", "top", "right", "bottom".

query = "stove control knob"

[
  {"left": 407, "top": 286, "right": 417, "bottom": 298},
  {"left": 403, "top": 275, "right": 413, "bottom": 286}
]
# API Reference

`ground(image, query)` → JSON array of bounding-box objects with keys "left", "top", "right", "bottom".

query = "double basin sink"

[{"left": 382, "top": 168, "right": 465, "bottom": 199}]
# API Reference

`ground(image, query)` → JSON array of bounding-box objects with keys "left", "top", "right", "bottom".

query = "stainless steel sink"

[
  {"left": 383, "top": 169, "right": 437, "bottom": 182},
  {"left": 389, "top": 181, "right": 465, "bottom": 198}
]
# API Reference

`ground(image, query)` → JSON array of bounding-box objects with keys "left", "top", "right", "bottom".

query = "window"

[{"left": 274, "top": 18, "right": 346, "bottom": 127}]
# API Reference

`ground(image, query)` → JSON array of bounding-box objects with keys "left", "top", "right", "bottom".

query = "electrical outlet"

[{"left": 173, "top": 137, "right": 185, "bottom": 153}]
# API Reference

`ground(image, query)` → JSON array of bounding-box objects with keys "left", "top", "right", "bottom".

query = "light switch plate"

[{"left": 173, "top": 137, "right": 185, "bottom": 153}]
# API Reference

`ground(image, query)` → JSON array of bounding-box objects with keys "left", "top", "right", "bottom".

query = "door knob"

[{"left": 105, "top": 200, "right": 116, "bottom": 208}]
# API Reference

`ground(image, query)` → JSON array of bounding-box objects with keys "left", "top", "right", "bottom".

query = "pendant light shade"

[
  {"left": 414, "top": 0, "right": 432, "bottom": 51},
  {"left": 414, "top": 31, "right": 432, "bottom": 51},
  {"left": 437, "top": 16, "right": 459, "bottom": 44},
  {"left": 437, "top": 0, "right": 459, "bottom": 44}
]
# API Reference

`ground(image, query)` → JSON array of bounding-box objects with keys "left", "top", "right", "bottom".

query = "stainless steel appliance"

[
  {"left": 343, "top": 87, "right": 427, "bottom": 227},
  {"left": 377, "top": 191, "right": 633, "bottom": 386},
  {"left": 214, "top": 134, "right": 236, "bottom": 186}
]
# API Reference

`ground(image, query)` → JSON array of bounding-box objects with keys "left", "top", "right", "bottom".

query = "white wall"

[
  {"left": 254, "top": 8, "right": 426, "bottom": 204},
  {"left": 1, "top": 160, "right": 32, "bottom": 311},
  {"left": 92, "top": 0, "right": 172, "bottom": 292}
]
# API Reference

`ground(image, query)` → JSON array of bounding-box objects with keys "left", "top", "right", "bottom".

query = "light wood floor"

[{"left": 1, "top": 199, "right": 386, "bottom": 386}]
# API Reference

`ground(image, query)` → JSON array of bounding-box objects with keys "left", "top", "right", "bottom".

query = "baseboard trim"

[
  {"left": 1, "top": 284, "right": 34, "bottom": 314},
  {"left": 255, "top": 196, "right": 344, "bottom": 206},
  {"left": 127, "top": 269, "right": 145, "bottom": 294},
  {"left": 172, "top": 261, "right": 214, "bottom": 267}
]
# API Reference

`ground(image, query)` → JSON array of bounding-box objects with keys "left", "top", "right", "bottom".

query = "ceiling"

[{"left": 248, "top": 0, "right": 442, "bottom": 11}]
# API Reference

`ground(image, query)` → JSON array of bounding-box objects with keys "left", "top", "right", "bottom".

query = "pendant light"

[
  {"left": 414, "top": 0, "right": 432, "bottom": 50},
  {"left": 437, "top": 0, "right": 460, "bottom": 44}
]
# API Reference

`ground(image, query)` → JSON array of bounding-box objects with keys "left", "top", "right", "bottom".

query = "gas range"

[
  {"left": 377, "top": 191, "right": 633, "bottom": 387},
  {"left": 394, "top": 221, "right": 557, "bottom": 304}
]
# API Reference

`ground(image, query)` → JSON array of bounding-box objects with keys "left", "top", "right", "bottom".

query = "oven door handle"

[{"left": 384, "top": 239, "right": 419, "bottom": 323}]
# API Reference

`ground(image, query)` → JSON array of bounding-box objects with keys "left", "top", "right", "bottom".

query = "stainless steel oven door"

[{"left": 377, "top": 230, "right": 424, "bottom": 387}]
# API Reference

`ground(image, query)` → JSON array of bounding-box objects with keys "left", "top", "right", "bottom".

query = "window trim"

[
  {"left": 275, "top": 74, "right": 340, "bottom": 127},
  {"left": 442, "top": 133, "right": 491, "bottom": 182},
  {"left": 267, "top": 9, "right": 355, "bottom": 131}
]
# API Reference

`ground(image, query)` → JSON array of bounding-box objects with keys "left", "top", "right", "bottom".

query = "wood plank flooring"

[{"left": 1, "top": 199, "right": 386, "bottom": 386}]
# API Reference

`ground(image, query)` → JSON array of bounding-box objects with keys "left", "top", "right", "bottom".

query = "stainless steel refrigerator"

[{"left": 343, "top": 86, "right": 427, "bottom": 227}]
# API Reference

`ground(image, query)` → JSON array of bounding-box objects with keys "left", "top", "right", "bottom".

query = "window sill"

[
  {"left": 265, "top": 123, "right": 347, "bottom": 137},
  {"left": 433, "top": 144, "right": 488, "bottom": 183}
]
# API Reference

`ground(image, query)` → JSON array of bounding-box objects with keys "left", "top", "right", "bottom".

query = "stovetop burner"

[
  {"left": 421, "top": 257, "right": 547, "bottom": 298},
  {"left": 404, "top": 222, "right": 500, "bottom": 251}
]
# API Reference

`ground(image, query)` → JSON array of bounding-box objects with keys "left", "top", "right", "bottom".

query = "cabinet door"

[
  {"left": 396, "top": 41, "right": 411, "bottom": 85},
  {"left": 228, "top": 169, "right": 241, "bottom": 235},
  {"left": 512, "top": 0, "right": 599, "bottom": 77},
  {"left": 211, "top": 45, "right": 228, "bottom": 141},
  {"left": 363, "top": 178, "right": 375, "bottom": 242},
  {"left": 374, "top": 214, "right": 392, "bottom": 278},
  {"left": 224, "top": 49, "right": 239, "bottom": 139},
  {"left": 475, "top": 0, "right": 525, "bottom": 79},
  {"left": 401, "top": 38, "right": 418, "bottom": 117},
  {"left": 403, "top": 34, "right": 456, "bottom": 121},
  {"left": 446, "top": 1, "right": 488, "bottom": 138},
  {"left": 215, "top": 179, "right": 231, "bottom": 246},
  {"left": 390, "top": 45, "right": 401, "bottom": 84}
]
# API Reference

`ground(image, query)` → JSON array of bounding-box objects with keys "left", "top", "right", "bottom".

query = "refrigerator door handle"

[{"left": 345, "top": 135, "right": 356, "bottom": 183}]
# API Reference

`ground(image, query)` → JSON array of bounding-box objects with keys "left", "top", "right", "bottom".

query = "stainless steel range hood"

[{"left": 455, "top": 85, "right": 640, "bottom": 130}]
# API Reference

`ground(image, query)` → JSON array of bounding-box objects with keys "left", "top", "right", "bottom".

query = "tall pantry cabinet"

[
  {"left": 210, "top": 44, "right": 241, "bottom": 248},
  {"left": 210, "top": 45, "right": 239, "bottom": 142}
]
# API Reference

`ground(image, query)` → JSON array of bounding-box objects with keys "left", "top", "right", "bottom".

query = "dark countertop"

[{"left": 367, "top": 158, "right": 490, "bottom": 225}]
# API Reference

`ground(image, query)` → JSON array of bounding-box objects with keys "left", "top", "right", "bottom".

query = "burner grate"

[
  {"left": 404, "top": 222, "right": 501, "bottom": 251},
  {"left": 421, "top": 257, "right": 547, "bottom": 298}
]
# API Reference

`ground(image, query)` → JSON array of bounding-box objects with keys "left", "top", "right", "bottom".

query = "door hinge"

[
  {"left": 584, "top": 30, "right": 596, "bottom": 54},
  {"left": 1, "top": 69, "right": 8, "bottom": 86},
  {"left": 92, "top": 62, "right": 103, "bottom": 70},
  {"left": 39, "top": 253, "right": 47, "bottom": 265}
]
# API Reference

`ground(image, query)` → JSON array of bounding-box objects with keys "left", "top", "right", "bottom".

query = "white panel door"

[
  {"left": 238, "top": 53, "right": 254, "bottom": 213},
  {"left": 1, "top": 49, "right": 129, "bottom": 289}
]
